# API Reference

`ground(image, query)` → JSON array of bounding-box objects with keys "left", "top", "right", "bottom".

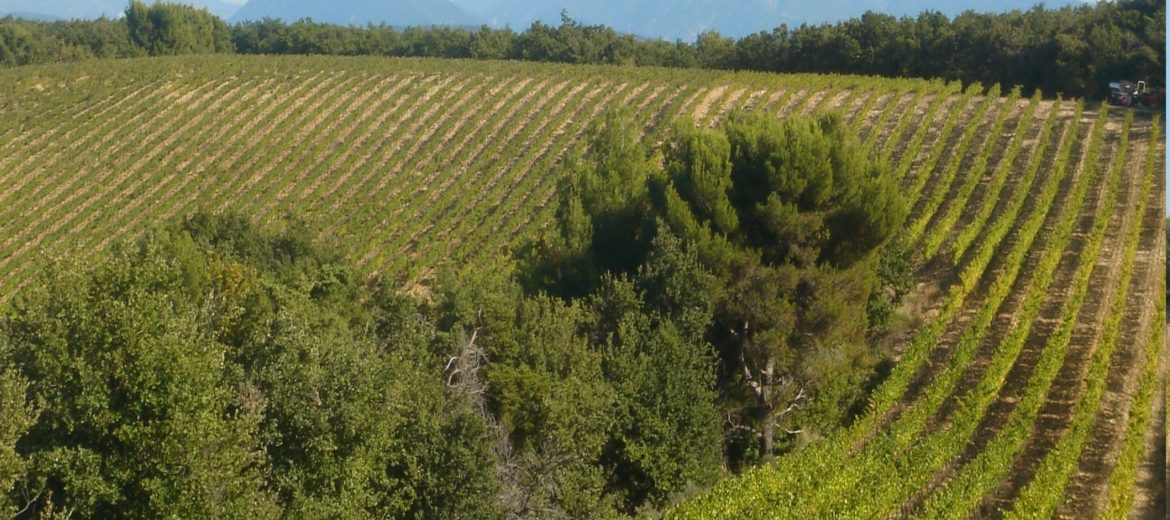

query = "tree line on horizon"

[{"left": 0, "top": 0, "right": 1162, "bottom": 99}]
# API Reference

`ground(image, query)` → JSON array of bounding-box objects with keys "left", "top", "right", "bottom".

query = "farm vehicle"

[{"left": 1108, "top": 80, "right": 1164, "bottom": 109}]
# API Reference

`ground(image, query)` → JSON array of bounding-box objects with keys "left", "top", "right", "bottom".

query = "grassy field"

[{"left": 0, "top": 54, "right": 1164, "bottom": 517}]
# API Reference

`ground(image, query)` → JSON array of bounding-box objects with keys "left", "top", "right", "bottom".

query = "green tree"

[
  {"left": 469, "top": 26, "right": 516, "bottom": 60},
  {"left": 180, "top": 214, "right": 502, "bottom": 519},
  {"left": 529, "top": 111, "right": 906, "bottom": 464},
  {"left": 0, "top": 358, "right": 35, "bottom": 517},
  {"left": 695, "top": 31, "right": 734, "bottom": 70},
  {"left": 125, "top": 0, "right": 233, "bottom": 56},
  {"left": 1, "top": 214, "right": 502, "bottom": 519},
  {"left": 520, "top": 111, "right": 659, "bottom": 298},
  {"left": 437, "top": 266, "right": 619, "bottom": 518},
  {"left": 588, "top": 229, "right": 724, "bottom": 512},
  {"left": 438, "top": 243, "right": 725, "bottom": 516},
  {"left": 3, "top": 236, "right": 278, "bottom": 518}
]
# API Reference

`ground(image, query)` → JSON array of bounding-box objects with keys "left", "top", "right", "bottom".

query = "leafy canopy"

[
  {"left": 0, "top": 214, "right": 501, "bottom": 519},
  {"left": 527, "top": 110, "right": 906, "bottom": 463}
]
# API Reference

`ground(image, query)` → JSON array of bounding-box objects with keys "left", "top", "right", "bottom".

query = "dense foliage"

[
  {"left": 523, "top": 111, "right": 906, "bottom": 466},
  {"left": 665, "top": 93, "right": 1164, "bottom": 519},
  {"left": 0, "top": 223, "right": 729, "bottom": 518},
  {"left": 0, "top": 0, "right": 1163, "bottom": 98},
  {"left": 125, "top": 0, "right": 233, "bottom": 56},
  {"left": 0, "top": 215, "right": 502, "bottom": 518},
  {"left": 0, "top": 24, "right": 1160, "bottom": 515},
  {"left": 0, "top": 109, "right": 907, "bottom": 517}
]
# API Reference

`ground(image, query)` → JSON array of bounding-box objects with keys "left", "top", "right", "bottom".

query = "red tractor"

[{"left": 1108, "top": 80, "right": 1164, "bottom": 109}]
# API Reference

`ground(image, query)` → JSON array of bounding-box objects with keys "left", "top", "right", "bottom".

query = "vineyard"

[{"left": 0, "top": 55, "right": 1164, "bottom": 517}]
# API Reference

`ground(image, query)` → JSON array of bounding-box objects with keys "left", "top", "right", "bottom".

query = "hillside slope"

[{"left": 0, "top": 55, "right": 1162, "bottom": 518}]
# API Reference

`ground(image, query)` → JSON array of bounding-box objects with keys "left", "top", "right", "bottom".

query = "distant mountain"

[
  {"left": 454, "top": 0, "right": 786, "bottom": 40},
  {"left": 809, "top": 0, "right": 1094, "bottom": 21},
  {"left": 229, "top": 0, "right": 481, "bottom": 27},
  {"left": 0, "top": 0, "right": 1099, "bottom": 36},
  {"left": 2, "top": 11, "right": 65, "bottom": 21},
  {"left": 0, "top": 0, "right": 121, "bottom": 19},
  {"left": 0, "top": 1, "right": 241, "bottom": 20},
  {"left": 182, "top": 0, "right": 243, "bottom": 20},
  {"left": 453, "top": 0, "right": 1092, "bottom": 41}
]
